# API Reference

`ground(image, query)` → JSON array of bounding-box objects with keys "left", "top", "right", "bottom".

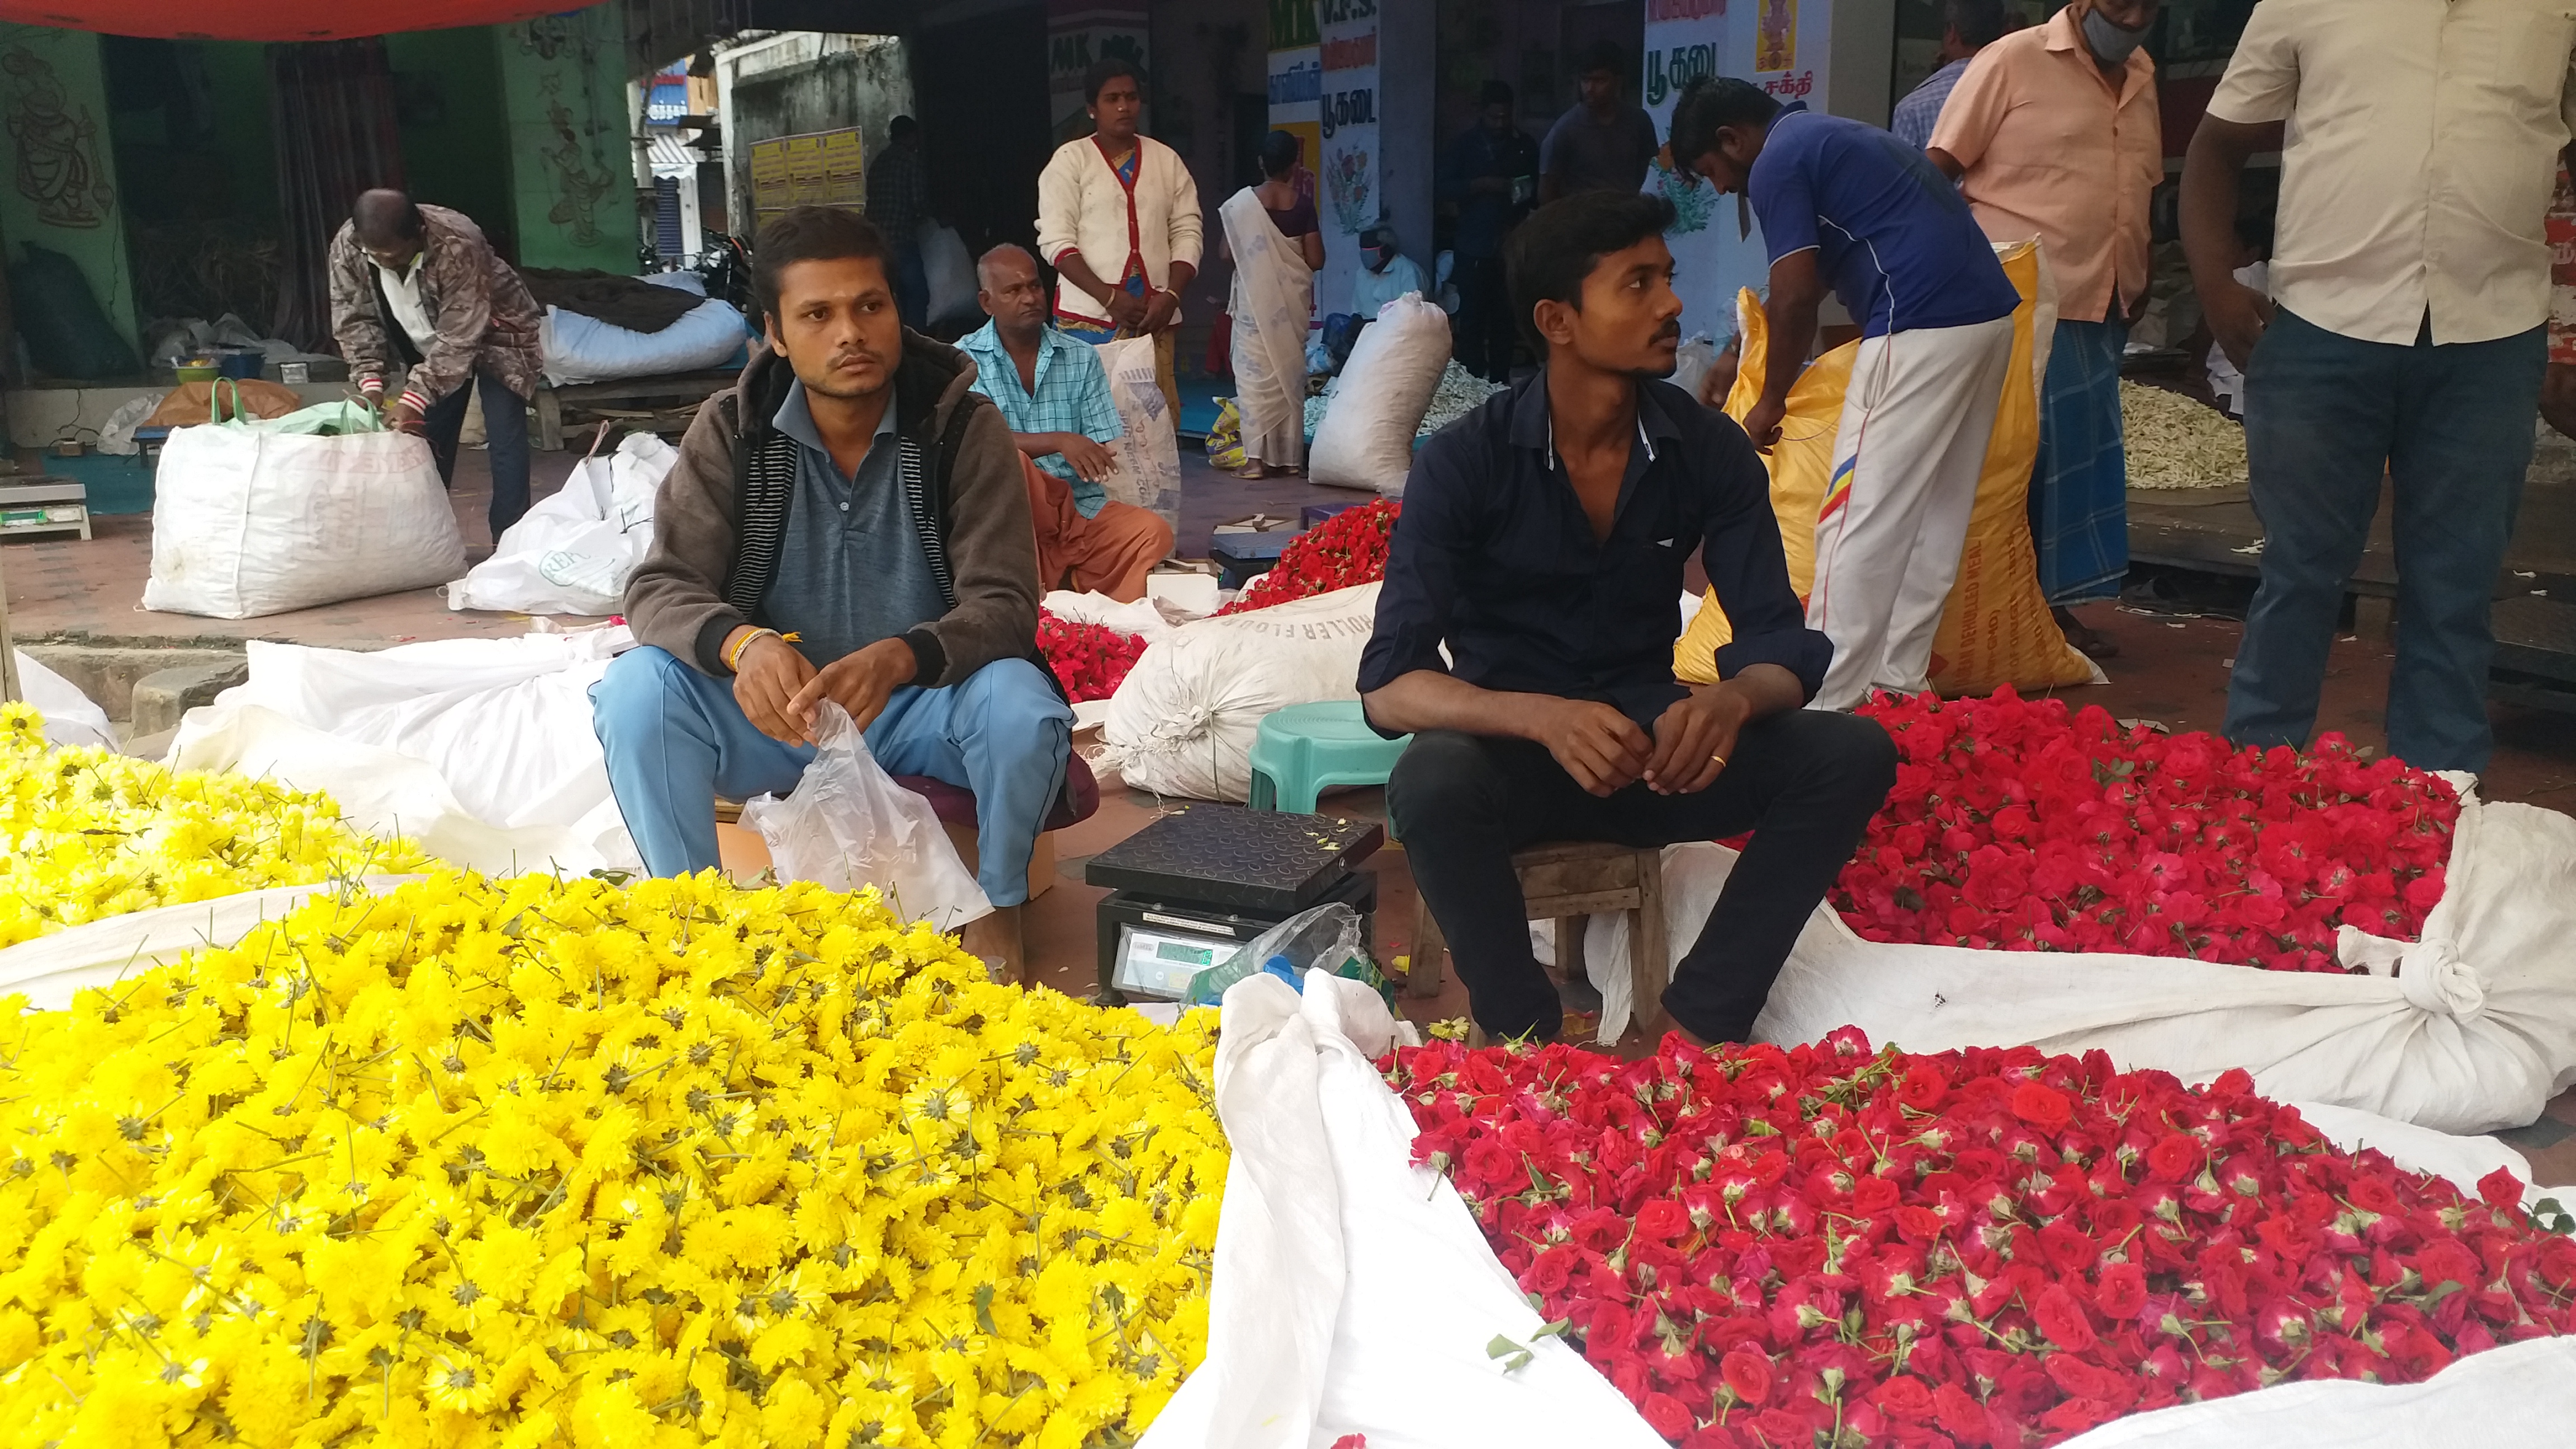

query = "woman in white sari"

[{"left": 1219, "top": 131, "right": 1325, "bottom": 478}]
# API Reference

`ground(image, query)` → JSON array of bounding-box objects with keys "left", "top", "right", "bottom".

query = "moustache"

[{"left": 1652, "top": 321, "right": 1683, "bottom": 344}]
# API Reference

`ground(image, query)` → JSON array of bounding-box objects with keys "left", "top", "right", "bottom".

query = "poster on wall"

[
  {"left": 1267, "top": 0, "right": 1321, "bottom": 211},
  {"left": 1047, "top": 0, "right": 1151, "bottom": 145},
  {"left": 1313, "top": 0, "right": 1380, "bottom": 319},
  {"left": 1641, "top": 0, "right": 1833, "bottom": 349}
]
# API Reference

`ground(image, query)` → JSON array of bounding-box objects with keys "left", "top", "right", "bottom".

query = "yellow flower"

[{"left": 0, "top": 865, "right": 1227, "bottom": 1447}]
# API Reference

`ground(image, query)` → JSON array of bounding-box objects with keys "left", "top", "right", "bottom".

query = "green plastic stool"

[{"left": 1247, "top": 700, "right": 1411, "bottom": 813}]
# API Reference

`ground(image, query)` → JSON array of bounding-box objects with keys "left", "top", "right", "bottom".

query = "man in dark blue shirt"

[
  {"left": 1671, "top": 78, "right": 2021, "bottom": 711},
  {"left": 1438, "top": 80, "right": 1540, "bottom": 382},
  {"left": 1359, "top": 190, "right": 1896, "bottom": 1048}
]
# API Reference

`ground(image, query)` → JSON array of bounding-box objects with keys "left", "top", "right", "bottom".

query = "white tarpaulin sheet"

[{"left": 169, "top": 629, "right": 638, "bottom": 877}]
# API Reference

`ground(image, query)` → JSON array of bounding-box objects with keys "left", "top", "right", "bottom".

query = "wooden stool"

[{"left": 1408, "top": 840, "right": 1668, "bottom": 1040}]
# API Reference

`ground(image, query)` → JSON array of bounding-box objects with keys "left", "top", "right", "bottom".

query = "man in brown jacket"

[
  {"left": 598, "top": 206, "right": 1068, "bottom": 971},
  {"left": 327, "top": 190, "right": 544, "bottom": 541}
]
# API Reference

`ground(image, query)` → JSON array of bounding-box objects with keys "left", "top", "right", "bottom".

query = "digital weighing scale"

[{"left": 1084, "top": 803, "right": 1384, "bottom": 1005}]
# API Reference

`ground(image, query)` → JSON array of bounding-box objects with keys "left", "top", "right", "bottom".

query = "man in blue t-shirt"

[{"left": 1670, "top": 78, "right": 2023, "bottom": 711}]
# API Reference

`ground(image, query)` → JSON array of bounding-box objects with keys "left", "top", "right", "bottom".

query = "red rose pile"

[
  {"left": 1394, "top": 1029, "right": 2576, "bottom": 1448},
  {"left": 1835, "top": 689, "right": 2460, "bottom": 972},
  {"left": 1220, "top": 499, "right": 1403, "bottom": 614},
  {"left": 1036, "top": 608, "right": 1147, "bottom": 703}
]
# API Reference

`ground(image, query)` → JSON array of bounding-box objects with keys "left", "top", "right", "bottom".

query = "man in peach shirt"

[{"left": 1929, "top": 0, "right": 2161, "bottom": 661}]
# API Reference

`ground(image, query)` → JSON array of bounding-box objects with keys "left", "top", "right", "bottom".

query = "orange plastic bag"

[{"left": 1674, "top": 240, "right": 2091, "bottom": 696}]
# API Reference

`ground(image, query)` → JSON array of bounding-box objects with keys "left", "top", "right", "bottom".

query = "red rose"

[
  {"left": 1933, "top": 1382, "right": 1990, "bottom": 1443},
  {"left": 2147, "top": 1133, "right": 2201, "bottom": 1182},
  {"left": 1896, "top": 1204, "right": 1947, "bottom": 1242},
  {"left": 1872, "top": 1375, "right": 1938, "bottom": 1424},
  {"left": 1641, "top": 1392, "right": 1695, "bottom": 1439},
  {"left": 2033, "top": 1282, "right": 2099, "bottom": 1351},
  {"left": 2011, "top": 1081, "right": 2074, "bottom": 1131},
  {"left": 2477, "top": 1166, "right": 2526, "bottom": 1211},
  {"left": 1720, "top": 1343, "right": 1774, "bottom": 1406},
  {"left": 2094, "top": 1261, "right": 2148, "bottom": 1319},
  {"left": 1852, "top": 1176, "right": 1901, "bottom": 1214},
  {"left": 1635, "top": 1198, "right": 1691, "bottom": 1242}
]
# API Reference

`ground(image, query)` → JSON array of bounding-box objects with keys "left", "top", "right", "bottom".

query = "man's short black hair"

[
  {"left": 352, "top": 188, "right": 423, "bottom": 248},
  {"left": 1086, "top": 55, "right": 1144, "bottom": 104},
  {"left": 1504, "top": 190, "right": 1675, "bottom": 349},
  {"left": 752, "top": 206, "right": 892, "bottom": 323},
  {"left": 1479, "top": 79, "right": 1514, "bottom": 111},
  {"left": 1944, "top": 0, "right": 2012, "bottom": 51},
  {"left": 1577, "top": 40, "right": 1627, "bottom": 79},
  {"left": 1668, "top": 77, "right": 1782, "bottom": 168},
  {"left": 888, "top": 113, "right": 920, "bottom": 143}
]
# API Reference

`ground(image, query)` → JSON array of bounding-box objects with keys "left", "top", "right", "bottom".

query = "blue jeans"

[
  {"left": 591, "top": 646, "right": 1072, "bottom": 905},
  {"left": 2224, "top": 309, "right": 2544, "bottom": 773},
  {"left": 892, "top": 239, "right": 930, "bottom": 330},
  {"left": 421, "top": 365, "right": 532, "bottom": 542}
]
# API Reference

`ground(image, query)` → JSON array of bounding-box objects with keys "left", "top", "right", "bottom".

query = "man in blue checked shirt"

[
  {"left": 1890, "top": 0, "right": 2016, "bottom": 155},
  {"left": 960, "top": 244, "right": 1173, "bottom": 602}
]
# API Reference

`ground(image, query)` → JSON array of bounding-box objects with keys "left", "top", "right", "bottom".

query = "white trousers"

[{"left": 1805, "top": 315, "right": 2016, "bottom": 711}]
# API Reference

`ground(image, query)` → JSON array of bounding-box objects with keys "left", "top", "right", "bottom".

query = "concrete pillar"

[{"left": 1377, "top": 0, "right": 1434, "bottom": 290}]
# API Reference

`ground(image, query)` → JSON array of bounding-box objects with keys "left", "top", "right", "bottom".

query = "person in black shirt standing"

[
  {"left": 1359, "top": 191, "right": 1896, "bottom": 1047},
  {"left": 1439, "top": 80, "right": 1540, "bottom": 383}
]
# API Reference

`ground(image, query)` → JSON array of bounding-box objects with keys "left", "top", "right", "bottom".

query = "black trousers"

[
  {"left": 1451, "top": 254, "right": 1516, "bottom": 383},
  {"left": 420, "top": 365, "right": 534, "bottom": 544},
  {"left": 1389, "top": 709, "right": 1896, "bottom": 1043}
]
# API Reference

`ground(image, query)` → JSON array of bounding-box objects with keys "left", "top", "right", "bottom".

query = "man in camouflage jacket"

[{"left": 328, "top": 189, "right": 546, "bottom": 539}]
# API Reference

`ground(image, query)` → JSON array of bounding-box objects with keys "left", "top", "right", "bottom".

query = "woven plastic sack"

[
  {"left": 1309, "top": 292, "right": 1450, "bottom": 495},
  {"left": 1674, "top": 240, "right": 2092, "bottom": 696},
  {"left": 1095, "top": 335, "right": 1182, "bottom": 536},
  {"left": 143, "top": 406, "right": 466, "bottom": 619}
]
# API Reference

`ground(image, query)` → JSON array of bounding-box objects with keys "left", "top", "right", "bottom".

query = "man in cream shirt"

[{"left": 2183, "top": 1, "right": 2576, "bottom": 774}]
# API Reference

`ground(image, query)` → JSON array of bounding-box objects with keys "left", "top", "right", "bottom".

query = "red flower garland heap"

[
  {"left": 1394, "top": 1030, "right": 2576, "bottom": 1448},
  {"left": 1036, "top": 608, "right": 1148, "bottom": 703},
  {"left": 1836, "top": 689, "right": 2460, "bottom": 973},
  {"left": 1220, "top": 499, "right": 1403, "bottom": 614}
]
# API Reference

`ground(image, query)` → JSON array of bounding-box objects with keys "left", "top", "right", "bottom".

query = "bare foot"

[
  {"left": 1232, "top": 462, "right": 1268, "bottom": 480},
  {"left": 958, "top": 905, "right": 1025, "bottom": 985}
]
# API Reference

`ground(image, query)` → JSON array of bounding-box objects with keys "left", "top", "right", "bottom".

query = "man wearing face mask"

[
  {"left": 1930, "top": 1, "right": 2163, "bottom": 664},
  {"left": 1349, "top": 224, "right": 1431, "bottom": 320}
]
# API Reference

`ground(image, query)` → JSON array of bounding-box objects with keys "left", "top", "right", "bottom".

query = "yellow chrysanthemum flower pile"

[
  {"left": 0, "top": 702, "right": 430, "bottom": 948},
  {"left": 0, "top": 869, "right": 1227, "bottom": 1449}
]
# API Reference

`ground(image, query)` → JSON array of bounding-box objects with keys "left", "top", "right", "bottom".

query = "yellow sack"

[
  {"left": 1206, "top": 396, "right": 1247, "bottom": 470},
  {"left": 1674, "top": 240, "right": 2092, "bottom": 696}
]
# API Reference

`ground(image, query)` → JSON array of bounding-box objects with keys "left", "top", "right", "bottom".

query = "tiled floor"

[{"left": 12, "top": 439, "right": 2576, "bottom": 1180}]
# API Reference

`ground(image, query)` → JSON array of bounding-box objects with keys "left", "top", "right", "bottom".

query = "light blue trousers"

[{"left": 591, "top": 646, "right": 1071, "bottom": 905}]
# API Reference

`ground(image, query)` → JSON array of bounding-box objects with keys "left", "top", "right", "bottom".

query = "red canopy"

[{"left": 0, "top": 0, "right": 574, "bottom": 41}]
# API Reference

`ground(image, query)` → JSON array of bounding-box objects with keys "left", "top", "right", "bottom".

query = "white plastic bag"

[
  {"left": 538, "top": 297, "right": 746, "bottom": 386},
  {"left": 1309, "top": 292, "right": 1451, "bottom": 495},
  {"left": 1574, "top": 779, "right": 2576, "bottom": 1134},
  {"left": 144, "top": 423, "right": 466, "bottom": 619},
  {"left": 13, "top": 651, "right": 117, "bottom": 751},
  {"left": 446, "top": 432, "right": 671, "bottom": 614},
  {"left": 1099, "top": 583, "right": 1380, "bottom": 802},
  {"left": 1094, "top": 334, "right": 1182, "bottom": 536},
  {"left": 739, "top": 702, "right": 992, "bottom": 931},
  {"left": 919, "top": 221, "right": 979, "bottom": 323}
]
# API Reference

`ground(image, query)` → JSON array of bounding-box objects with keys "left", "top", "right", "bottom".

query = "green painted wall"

[
  {"left": 0, "top": 24, "right": 138, "bottom": 347},
  {"left": 496, "top": 6, "right": 634, "bottom": 273},
  {"left": 200, "top": 42, "right": 279, "bottom": 227},
  {"left": 385, "top": 27, "right": 515, "bottom": 254}
]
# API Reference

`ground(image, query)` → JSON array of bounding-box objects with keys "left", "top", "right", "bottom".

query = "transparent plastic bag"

[
  {"left": 1185, "top": 901, "right": 1393, "bottom": 1008},
  {"left": 738, "top": 702, "right": 993, "bottom": 932}
]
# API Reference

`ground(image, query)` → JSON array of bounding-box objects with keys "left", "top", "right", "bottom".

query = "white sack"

[
  {"left": 2061, "top": 1336, "right": 2576, "bottom": 1448},
  {"left": 0, "top": 877, "right": 422, "bottom": 1011},
  {"left": 13, "top": 651, "right": 117, "bottom": 751},
  {"left": 1040, "top": 588, "right": 1181, "bottom": 644},
  {"left": 446, "top": 432, "right": 671, "bottom": 614},
  {"left": 1139, "top": 971, "right": 1666, "bottom": 1449},
  {"left": 539, "top": 297, "right": 746, "bottom": 387},
  {"left": 738, "top": 702, "right": 990, "bottom": 931},
  {"left": 1095, "top": 335, "right": 1181, "bottom": 536},
  {"left": 144, "top": 425, "right": 466, "bottom": 619},
  {"left": 1576, "top": 780, "right": 2576, "bottom": 1133},
  {"left": 1309, "top": 292, "right": 1451, "bottom": 495},
  {"left": 919, "top": 221, "right": 979, "bottom": 324},
  {"left": 171, "top": 631, "right": 638, "bottom": 876},
  {"left": 1098, "top": 583, "right": 1379, "bottom": 802}
]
